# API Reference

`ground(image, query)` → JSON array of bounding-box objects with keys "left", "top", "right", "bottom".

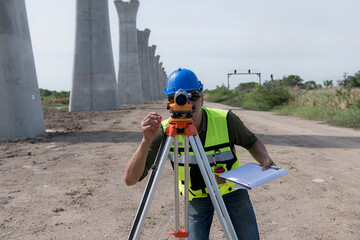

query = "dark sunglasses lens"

[
  {"left": 168, "top": 92, "right": 201, "bottom": 103},
  {"left": 189, "top": 92, "right": 201, "bottom": 102}
]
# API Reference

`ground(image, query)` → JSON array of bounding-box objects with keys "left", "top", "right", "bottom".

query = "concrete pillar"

[
  {"left": 164, "top": 69, "right": 168, "bottom": 89},
  {"left": 162, "top": 67, "right": 167, "bottom": 91},
  {"left": 148, "top": 45, "right": 158, "bottom": 99},
  {"left": 70, "top": 0, "right": 120, "bottom": 112},
  {"left": 0, "top": 0, "right": 45, "bottom": 140},
  {"left": 137, "top": 28, "right": 153, "bottom": 101},
  {"left": 159, "top": 62, "right": 164, "bottom": 95},
  {"left": 154, "top": 55, "right": 161, "bottom": 99},
  {"left": 114, "top": 0, "right": 143, "bottom": 105}
]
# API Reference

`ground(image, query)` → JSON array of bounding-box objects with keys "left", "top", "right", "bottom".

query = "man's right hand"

[
  {"left": 141, "top": 112, "right": 162, "bottom": 143},
  {"left": 124, "top": 112, "right": 162, "bottom": 186}
]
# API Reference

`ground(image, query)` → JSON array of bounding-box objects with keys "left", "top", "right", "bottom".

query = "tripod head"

[{"left": 166, "top": 89, "right": 195, "bottom": 120}]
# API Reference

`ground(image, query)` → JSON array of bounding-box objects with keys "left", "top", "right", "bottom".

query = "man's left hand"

[{"left": 262, "top": 157, "right": 275, "bottom": 171}]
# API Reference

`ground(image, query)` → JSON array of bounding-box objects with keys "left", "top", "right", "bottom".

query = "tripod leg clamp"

[{"left": 169, "top": 229, "right": 189, "bottom": 238}]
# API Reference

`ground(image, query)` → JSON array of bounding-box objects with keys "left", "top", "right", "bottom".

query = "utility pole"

[{"left": 343, "top": 72, "right": 348, "bottom": 87}]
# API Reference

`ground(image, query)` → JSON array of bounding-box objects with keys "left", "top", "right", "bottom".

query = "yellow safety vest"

[{"left": 161, "top": 107, "right": 240, "bottom": 201}]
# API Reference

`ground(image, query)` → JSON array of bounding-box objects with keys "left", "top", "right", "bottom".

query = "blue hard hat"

[{"left": 164, "top": 68, "right": 203, "bottom": 95}]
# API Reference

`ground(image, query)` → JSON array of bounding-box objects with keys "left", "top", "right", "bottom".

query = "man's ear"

[{"left": 201, "top": 94, "right": 204, "bottom": 106}]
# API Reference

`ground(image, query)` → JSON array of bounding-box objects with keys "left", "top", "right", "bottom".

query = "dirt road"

[{"left": 1, "top": 100, "right": 359, "bottom": 240}]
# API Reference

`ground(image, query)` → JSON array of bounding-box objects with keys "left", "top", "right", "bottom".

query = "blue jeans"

[{"left": 188, "top": 189, "right": 259, "bottom": 240}]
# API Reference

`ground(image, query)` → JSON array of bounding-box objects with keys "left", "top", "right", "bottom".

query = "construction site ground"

[{"left": 1, "top": 100, "right": 359, "bottom": 240}]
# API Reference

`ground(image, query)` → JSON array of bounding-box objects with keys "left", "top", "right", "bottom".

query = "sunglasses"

[{"left": 168, "top": 91, "right": 202, "bottom": 103}]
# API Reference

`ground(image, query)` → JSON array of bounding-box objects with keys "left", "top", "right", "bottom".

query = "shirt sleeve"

[
  {"left": 138, "top": 126, "right": 165, "bottom": 181},
  {"left": 227, "top": 110, "right": 258, "bottom": 150}
]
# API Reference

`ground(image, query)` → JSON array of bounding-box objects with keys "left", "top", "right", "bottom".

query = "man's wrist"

[{"left": 141, "top": 137, "right": 153, "bottom": 148}]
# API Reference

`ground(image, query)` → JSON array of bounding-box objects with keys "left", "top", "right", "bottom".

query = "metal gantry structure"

[{"left": 227, "top": 69, "right": 262, "bottom": 89}]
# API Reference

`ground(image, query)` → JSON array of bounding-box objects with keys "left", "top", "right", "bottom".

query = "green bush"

[
  {"left": 39, "top": 88, "right": 52, "bottom": 97},
  {"left": 338, "top": 71, "right": 360, "bottom": 88},
  {"left": 328, "top": 108, "right": 360, "bottom": 128},
  {"left": 205, "top": 85, "right": 292, "bottom": 111},
  {"left": 205, "top": 82, "right": 360, "bottom": 128},
  {"left": 39, "top": 88, "right": 70, "bottom": 111},
  {"left": 234, "top": 82, "right": 259, "bottom": 92},
  {"left": 276, "top": 106, "right": 335, "bottom": 121},
  {"left": 53, "top": 91, "right": 70, "bottom": 99},
  {"left": 275, "top": 88, "right": 360, "bottom": 128},
  {"left": 204, "top": 85, "right": 236, "bottom": 103},
  {"left": 39, "top": 88, "right": 70, "bottom": 99}
]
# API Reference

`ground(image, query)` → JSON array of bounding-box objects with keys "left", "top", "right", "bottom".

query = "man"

[{"left": 124, "top": 68, "right": 276, "bottom": 240}]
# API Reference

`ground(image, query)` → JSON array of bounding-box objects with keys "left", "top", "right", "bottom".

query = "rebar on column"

[
  {"left": 70, "top": 0, "right": 120, "bottom": 112},
  {"left": 0, "top": 0, "right": 45, "bottom": 140},
  {"left": 137, "top": 28, "right": 153, "bottom": 101},
  {"left": 114, "top": 0, "right": 143, "bottom": 105}
]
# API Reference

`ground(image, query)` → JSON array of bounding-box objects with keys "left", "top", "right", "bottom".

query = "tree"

[
  {"left": 303, "top": 81, "right": 321, "bottom": 90},
  {"left": 323, "top": 80, "right": 333, "bottom": 88},
  {"left": 263, "top": 79, "right": 282, "bottom": 89},
  {"left": 281, "top": 75, "right": 303, "bottom": 87},
  {"left": 234, "top": 82, "right": 259, "bottom": 92},
  {"left": 52, "top": 91, "right": 70, "bottom": 99},
  {"left": 343, "top": 71, "right": 360, "bottom": 88},
  {"left": 39, "top": 88, "right": 52, "bottom": 97}
]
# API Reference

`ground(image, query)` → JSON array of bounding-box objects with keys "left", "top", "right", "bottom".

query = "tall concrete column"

[
  {"left": 70, "top": 0, "right": 120, "bottom": 112},
  {"left": 0, "top": 0, "right": 45, "bottom": 140},
  {"left": 148, "top": 45, "right": 158, "bottom": 99},
  {"left": 159, "top": 62, "right": 164, "bottom": 95},
  {"left": 114, "top": 0, "right": 143, "bottom": 105},
  {"left": 154, "top": 55, "right": 161, "bottom": 99},
  {"left": 161, "top": 67, "right": 168, "bottom": 91},
  {"left": 137, "top": 28, "right": 153, "bottom": 101},
  {"left": 159, "top": 62, "right": 165, "bottom": 92}
]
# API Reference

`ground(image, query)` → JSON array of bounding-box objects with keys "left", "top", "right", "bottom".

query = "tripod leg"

[
  {"left": 189, "top": 135, "right": 238, "bottom": 240},
  {"left": 173, "top": 136, "right": 180, "bottom": 231},
  {"left": 171, "top": 136, "right": 188, "bottom": 240},
  {"left": 127, "top": 136, "right": 174, "bottom": 240},
  {"left": 193, "top": 135, "right": 238, "bottom": 239},
  {"left": 184, "top": 137, "right": 189, "bottom": 233}
]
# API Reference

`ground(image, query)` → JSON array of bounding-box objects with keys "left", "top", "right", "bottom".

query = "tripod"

[{"left": 127, "top": 114, "right": 238, "bottom": 240}]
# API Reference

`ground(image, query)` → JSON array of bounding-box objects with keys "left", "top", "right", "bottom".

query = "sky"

[{"left": 25, "top": 0, "right": 360, "bottom": 91}]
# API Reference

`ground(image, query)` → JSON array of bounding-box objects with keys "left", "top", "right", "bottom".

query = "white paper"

[{"left": 218, "top": 163, "right": 287, "bottom": 190}]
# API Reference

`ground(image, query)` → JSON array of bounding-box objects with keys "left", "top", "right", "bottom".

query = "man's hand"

[
  {"left": 248, "top": 141, "right": 276, "bottom": 171},
  {"left": 261, "top": 157, "right": 276, "bottom": 171},
  {"left": 141, "top": 112, "right": 162, "bottom": 143},
  {"left": 124, "top": 112, "right": 162, "bottom": 186}
]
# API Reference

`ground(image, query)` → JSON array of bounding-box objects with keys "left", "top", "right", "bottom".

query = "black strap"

[{"left": 170, "top": 142, "right": 231, "bottom": 153}]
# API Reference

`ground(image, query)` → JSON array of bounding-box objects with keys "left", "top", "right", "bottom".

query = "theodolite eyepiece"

[
  {"left": 167, "top": 89, "right": 194, "bottom": 119},
  {"left": 174, "top": 89, "right": 191, "bottom": 106}
]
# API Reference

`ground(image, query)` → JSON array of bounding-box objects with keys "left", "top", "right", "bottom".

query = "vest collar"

[{"left": 199, "top": 108, "right": 208, "bottom": 135}]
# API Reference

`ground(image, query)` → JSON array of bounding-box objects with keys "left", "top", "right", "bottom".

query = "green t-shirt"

[{"left": 139, "top": 108, "right": 258, "bottom": 181}]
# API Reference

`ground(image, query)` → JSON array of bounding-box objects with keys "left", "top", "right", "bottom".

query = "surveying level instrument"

[{"left": 127, "top": 89, "right": 238, "bottom": 240}]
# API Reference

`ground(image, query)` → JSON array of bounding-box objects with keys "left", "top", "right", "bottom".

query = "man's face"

[{"left": 186, "top": 90, "right": 203, "bottom": 123}]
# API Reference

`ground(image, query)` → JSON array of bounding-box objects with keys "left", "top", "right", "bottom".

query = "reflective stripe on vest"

[
  {"left": 168, "top": 150, "right": 235, "bottom": 165},
  {"left": 162, "top": 107, "right": 241, "bottom": 200}
]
